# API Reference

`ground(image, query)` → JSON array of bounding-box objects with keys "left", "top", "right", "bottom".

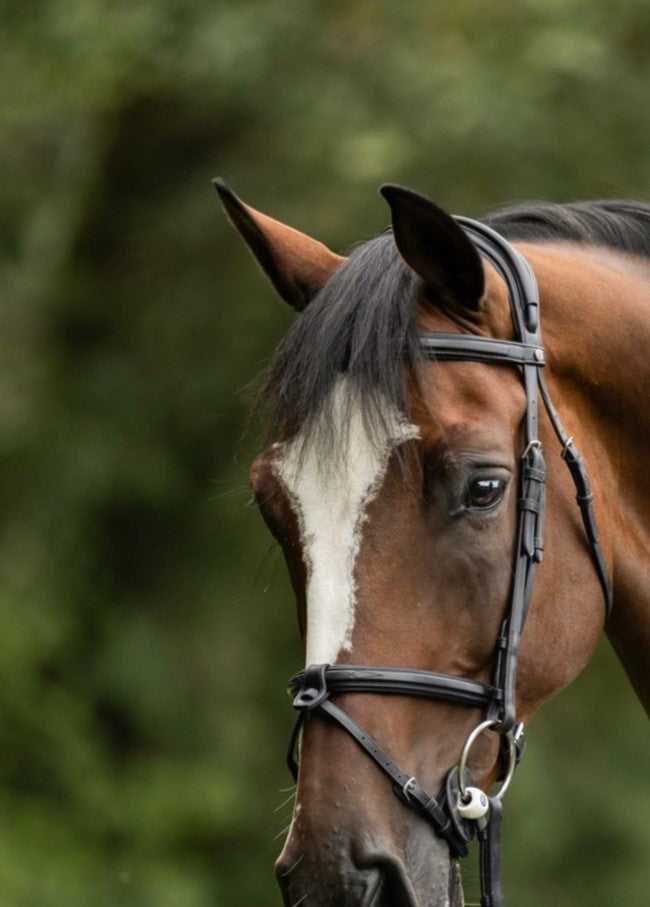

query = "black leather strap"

[
  {"left": 456, "top": 218, "right": 540, "bottom": 337},
  {"left": 319, "top": 700, "right": 467, "bottom": 857},
  {"left": 420, "top": 334, "right": 546, "bottom": 367},
  {"left": 289, "top": 665, "right": 499, "bottom": 710},
  {"left": 489, "top": 442, "right": 546, "bottom": 731},
  {"left": 477, "top": 797, "right": 504, "bottom": 907},
  {"left": 537, "top": 373, "right": 613, "bottom": 617}
]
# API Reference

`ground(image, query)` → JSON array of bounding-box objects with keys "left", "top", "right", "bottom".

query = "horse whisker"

[
  {"left": 273, "top": 791, "right": 296, "bottom": 813},
  {"left": 208, "top": 484, "right": 250, "bottom": 501},
  {"left": 271, "top": 821, "right": 294, "bottom": 843}
]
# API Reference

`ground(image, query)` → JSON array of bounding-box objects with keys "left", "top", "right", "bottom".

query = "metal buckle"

[
  {"left": 402, "top": 777, "right": 417, "bottom": 802},
  {"left": 561, "top": 436, "right": 575, "bottom": 460},
  {"left": 522, "top": 439, "right": 542, "bottom": 460}
]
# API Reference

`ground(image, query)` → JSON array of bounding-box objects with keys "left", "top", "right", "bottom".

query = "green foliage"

[{"left": 1, "top": 1, "right": 649, "bottom": 904}]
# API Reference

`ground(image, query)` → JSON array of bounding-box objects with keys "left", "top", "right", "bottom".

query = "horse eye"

[{"left": 466, "top": 477, "right": 506, "bottom": 510}]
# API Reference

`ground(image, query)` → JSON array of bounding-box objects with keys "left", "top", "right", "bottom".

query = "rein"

[{"left": 286, "top": 218, "right": 613, "bottom": 907}]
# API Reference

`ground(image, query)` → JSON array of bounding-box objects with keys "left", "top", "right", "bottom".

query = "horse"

[{"left": 215, "top": 179, "right": 650, "bottom": 907}]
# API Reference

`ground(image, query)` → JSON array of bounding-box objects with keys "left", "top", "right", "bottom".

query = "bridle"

[{"left": 285, "top": 218, "right": 613, "bottom": 907}]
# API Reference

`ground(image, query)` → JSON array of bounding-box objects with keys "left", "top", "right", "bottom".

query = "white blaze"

[{"left": 276, "top": 378, "right": 419, "bottom": 666}]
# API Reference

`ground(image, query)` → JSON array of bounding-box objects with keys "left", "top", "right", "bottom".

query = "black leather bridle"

[{"left": 285, "top": 218, "right": 613, "bottom": 907}]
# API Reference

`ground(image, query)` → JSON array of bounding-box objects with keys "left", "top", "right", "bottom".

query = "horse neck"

[{"left": 522, "top": 242, "right": 650, "bottom": 713}]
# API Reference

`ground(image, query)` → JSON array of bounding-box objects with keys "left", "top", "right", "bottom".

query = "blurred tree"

[{"left": 0, "top": 1, "right": 648, "bottom": 905}]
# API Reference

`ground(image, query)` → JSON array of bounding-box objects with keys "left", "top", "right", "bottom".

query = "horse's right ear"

[{"left": 214, "top": 180, "right": 345, "bottom": 311}]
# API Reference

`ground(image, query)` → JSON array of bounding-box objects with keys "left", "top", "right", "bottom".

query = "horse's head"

[{"left": 217, "top": 182, "right": 609, "bottom": 907}]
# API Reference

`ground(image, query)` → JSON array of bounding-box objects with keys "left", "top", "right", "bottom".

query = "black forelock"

[{"left": 260, "top": 232, "right": 421, "bottom": 452}]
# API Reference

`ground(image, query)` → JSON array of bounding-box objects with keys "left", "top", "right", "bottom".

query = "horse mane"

[
  {"left": 483, "top": 199, "right": 650, "bottom": 259},
  {"left": 261, "top": 199, "right": 650, "bottom": 450}
]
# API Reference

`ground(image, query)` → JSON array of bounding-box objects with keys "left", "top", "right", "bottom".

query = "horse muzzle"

[{"left": 276, "top": 821, "right": 464, "bottom": 907}]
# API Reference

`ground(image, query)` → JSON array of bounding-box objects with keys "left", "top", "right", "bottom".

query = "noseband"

[{"left": 286, "top": 219, "right": 613, "bottom": 907}]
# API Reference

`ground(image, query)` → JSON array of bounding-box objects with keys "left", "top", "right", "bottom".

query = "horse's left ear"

[
  {"left": 214, "top": 179, "right": 345, "bottom": 311},
  {"left": 380, "top": 184, "right": 484, "bottom": 310}
]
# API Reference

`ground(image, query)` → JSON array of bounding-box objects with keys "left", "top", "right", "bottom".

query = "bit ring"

[{"left": 457, "top": 719, "right": 518, "bottom": 802}]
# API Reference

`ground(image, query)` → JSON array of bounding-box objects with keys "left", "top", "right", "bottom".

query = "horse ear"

[
  {"left": 214, "top": 179, "right": 345, "bottom": 311},
  {"left": 380, "top": 184, "right": 484, "bottom": 310}
]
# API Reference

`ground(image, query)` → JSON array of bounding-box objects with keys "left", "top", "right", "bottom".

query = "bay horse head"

[{"left": 216, "top": 181, "right": 650, "bottom": 906}]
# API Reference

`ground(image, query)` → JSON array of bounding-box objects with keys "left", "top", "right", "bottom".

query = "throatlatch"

[{"left": 286, "top": 217, "right": 612, "bottom": 907}]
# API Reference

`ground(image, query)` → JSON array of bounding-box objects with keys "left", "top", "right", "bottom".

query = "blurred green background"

[{"left": 1, "top": 1, "right": 649, "bottom": 905}]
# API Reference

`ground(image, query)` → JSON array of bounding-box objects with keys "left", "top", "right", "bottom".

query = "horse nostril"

[
  {"left": 360, "top": 869, "right": 382, "bottom": 907},
  {"left": 357, "top": 857, "right": 419, "bottom": 907}
]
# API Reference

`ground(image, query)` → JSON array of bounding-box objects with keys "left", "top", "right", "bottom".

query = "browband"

[{"left": 419, "top": 334, "right": 546, "bottom": 367}]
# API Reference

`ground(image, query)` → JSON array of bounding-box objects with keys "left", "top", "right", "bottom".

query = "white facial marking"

[{"left": 276, "top": 378, "right": 419, "bottom": 666}]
